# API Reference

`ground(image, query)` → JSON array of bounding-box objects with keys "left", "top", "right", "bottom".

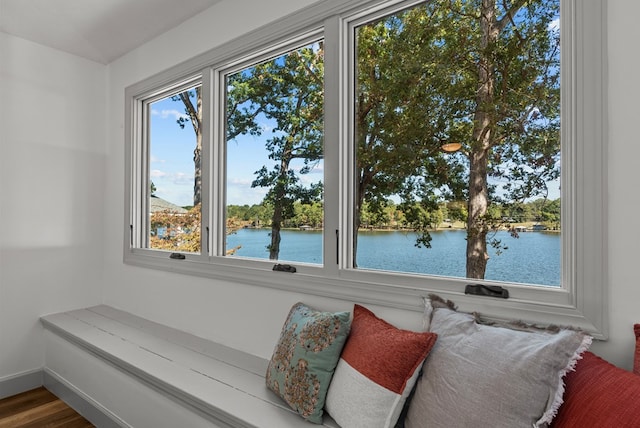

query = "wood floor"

[{"left": 0, "top": 387, "right": 94, "bottom": 428}]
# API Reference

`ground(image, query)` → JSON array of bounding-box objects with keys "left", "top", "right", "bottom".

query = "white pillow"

[{"left": 404, "top": 296, "right": 591, "bottom": 428}]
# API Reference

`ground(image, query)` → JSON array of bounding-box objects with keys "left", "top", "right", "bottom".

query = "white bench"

[{"left": 41, "top": 306, "right": 339, "bottom": 428}]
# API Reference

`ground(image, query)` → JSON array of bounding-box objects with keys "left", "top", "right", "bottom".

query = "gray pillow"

[{"left": 404, "top": 296, "right": 591, "bottom": 428}]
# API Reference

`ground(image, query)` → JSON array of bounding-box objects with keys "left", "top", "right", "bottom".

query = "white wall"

[
  {"left": 603, "top": 0, "right": 640, "bottom": 367},
  {"left": 100, "top": 0, "right": 640, "bottom": 370},
  {"left": 0, "top": 33, "right": 107, "bottom": 381}
]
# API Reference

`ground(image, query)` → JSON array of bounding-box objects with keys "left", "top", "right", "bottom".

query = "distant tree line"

[{"left": 226, "top": 197, "right": 560, "bottom": 231}]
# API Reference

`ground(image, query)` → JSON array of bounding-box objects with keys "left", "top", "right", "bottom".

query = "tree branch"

[
  {"left": 496, "top": 0, "right": 528, "bottom": 33},
  {"left": 178, "top": 90, "right": 199, "bottom": 135}
]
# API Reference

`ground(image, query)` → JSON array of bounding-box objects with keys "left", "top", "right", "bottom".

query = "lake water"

[{"left": 226, "top": 228, "right": 561, "bottom": 286}]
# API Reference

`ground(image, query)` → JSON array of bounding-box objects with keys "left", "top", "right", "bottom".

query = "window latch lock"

[
  {"left": 272, "top": 264, "right": 296, "bottom": 273},
  {"left": 170, "top": 253, "right": 186, "bottom": 260},
  {"left": 465, "top": 284, "right": 509, "bottom": 299}
]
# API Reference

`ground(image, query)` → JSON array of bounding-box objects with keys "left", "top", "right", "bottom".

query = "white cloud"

[
  {"left": 226, "top": 182, "right": 267, "bottom": 205},
  {"left": 299, "top": 175, "right": 323, "bottom": 186},
  {"left": 172, "top": 172, "right": 193, "bottom": 185},
  {"left": 154, "top": 187, "right": 192, "bottom": 207},
  {"left": 307, "top": 165, "right": 324, "bottom": 175},
  {"left": 151, "top": 108, "right": 189, "bottom": 121},
  {"left": 228, "top": 177, "right": 254, "bottom": 186},
  {"left": 152, "top": 172, "right": 195, "bottom": 206},
  {"left": 150, "top": 170, "right": 193, "bottom": 185},
  {"left": 150, "top": 169, "right": 167, "bottom": 178}
]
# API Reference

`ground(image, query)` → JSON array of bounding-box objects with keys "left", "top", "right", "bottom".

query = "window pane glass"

[
  {"left": 224, "top": 41, "right": 324, "bottom": 263},
  {"left": 353, "top": 1, "right": 561, "bottom": 286},
  {"left": 147, "top": 86, "right": 202, "bottom": 253}
]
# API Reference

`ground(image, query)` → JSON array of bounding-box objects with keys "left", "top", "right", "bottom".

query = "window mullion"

[
  {"left": 200, "top": 67, "right": 214, "bottom": 258},
  {"left": 323, "top": 16, "right": 341, "bottom": 276},
  {"left": 210, "top": 66, "right": 226, "bottom": 258}
]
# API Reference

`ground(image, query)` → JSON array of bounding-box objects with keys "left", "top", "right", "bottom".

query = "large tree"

[
  {"left": 355, "top": 0, "right": 560, "bottom": 278},
  {"left": 173, "top": 70, "right": 268, "bottom": 206},
  {"left": 172, "top": 89, "right": 202, "bottom": 206},
  {"left": 227, "top": 43, "right": 324, "bottom": 260}
]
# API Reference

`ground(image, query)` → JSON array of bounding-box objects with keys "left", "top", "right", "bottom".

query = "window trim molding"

[{"left": 124, "top": 0, "right": 608, "bottom": 339}]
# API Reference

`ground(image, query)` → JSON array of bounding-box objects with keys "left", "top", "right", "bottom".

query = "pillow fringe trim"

[{"left": 537, "top": 334, "right": 593, "bottom": 427}]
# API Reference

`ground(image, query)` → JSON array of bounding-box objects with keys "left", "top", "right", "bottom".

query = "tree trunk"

[
  {"left": 269, "top": 154, "right": 291, "bottom": 260},
  {"left": 352, "top": 170, "right": 369, "bottom": 267},
  {"left": 466, "top": 0, "right": 497, "bottom": 279},
  {"left": 269, "top": 209, "right": 282, "bottom": 260},
  {"left": 193, "top": 130, "right": 202, "bottom": 207},
  {"left": 193, "top": 89, "right": 203, "bottom": 206},
  {"left": 466, "top": 149, "right": 490, "bottom": 278},
  {"left": 177, "top": 88, "right": 203, "bottom": 207}
]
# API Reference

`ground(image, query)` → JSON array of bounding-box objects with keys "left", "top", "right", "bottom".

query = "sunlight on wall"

[{"left": 0, "top": 33, "right": 106, "bottom": 249}]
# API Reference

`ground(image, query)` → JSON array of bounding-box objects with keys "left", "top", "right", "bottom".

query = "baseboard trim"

[
  {"left": 0, "top": 368, "right": 43, "bottom": 399},
  {"left": 43, "top": 368, "right": 130, "bottom": 428}
]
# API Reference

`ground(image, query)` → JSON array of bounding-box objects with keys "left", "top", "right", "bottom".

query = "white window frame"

[
  {"left": 124, "top": 0, "right": 608, "bottom": 338},
  {"left": 211, "top": 31, "right": 328, "bottom": 268},
  {"left": 127, "top": 75, "right": 209, "bottom": 260}
]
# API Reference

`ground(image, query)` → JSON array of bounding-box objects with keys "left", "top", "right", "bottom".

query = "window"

[
  {"left": 223, "top": 41, "right": 325, "bottom": 263},
  {"left": 127, "top": 76, "right": 205, "bottom": 257},
  {"left": 349, "top": 2, "right": 562, "bottom": 287},
  {"left": 147, "top": 83, "right": 203, "bottom": 254},
  {"left": 125, "top": 0, "right": 607, "bottom": 338}
]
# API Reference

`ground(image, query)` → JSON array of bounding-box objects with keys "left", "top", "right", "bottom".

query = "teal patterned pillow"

[{"left": 266, "top": 302, "right": 351, "bottom": 424}]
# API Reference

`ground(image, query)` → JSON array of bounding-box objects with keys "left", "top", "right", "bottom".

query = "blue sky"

[
  {"left": 149, "top": 96, "right": 323, "bottom": 207},
  {"left": 149, "top": 97, "right": 198, "bottom": 207}
]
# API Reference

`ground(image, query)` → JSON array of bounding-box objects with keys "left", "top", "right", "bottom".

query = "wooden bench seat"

[{"left": 41, "top": 306, "right": 339, "bottom": 428}]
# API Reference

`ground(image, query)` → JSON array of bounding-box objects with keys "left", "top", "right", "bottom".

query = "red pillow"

[
  {"left": 634, "top": 324, "right": 640, "bottom": 375},
  {"left": 552, "top": 351, "right": 640, "bottom": 428},
  {"left": 325, "top": 305, "right": 437, "bottom": 428}
]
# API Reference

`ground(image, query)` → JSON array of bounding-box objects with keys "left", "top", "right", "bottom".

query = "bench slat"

[{"left": 87, "top": 306, "right": 267, "bottom": 377}]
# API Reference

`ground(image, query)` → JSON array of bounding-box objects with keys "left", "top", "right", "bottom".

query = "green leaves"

[
  {"left": 226, "top": 42, "right": 324, "bottom": 259},
  {"left": 354, "top": 0, "right": 560, "bottom": 277}
]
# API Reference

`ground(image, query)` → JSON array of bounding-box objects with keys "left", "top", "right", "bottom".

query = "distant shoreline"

[{"left": 244, "top": 223, "right": 561, "bottom": 233}]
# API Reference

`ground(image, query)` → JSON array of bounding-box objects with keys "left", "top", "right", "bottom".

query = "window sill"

[{"left": 124, "top": 251, "right": 607, "bottom": 340}]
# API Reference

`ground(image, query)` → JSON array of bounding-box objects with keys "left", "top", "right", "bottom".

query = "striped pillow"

[{"left": 325, "top": 304, "right": 437, "bottom": 428}]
